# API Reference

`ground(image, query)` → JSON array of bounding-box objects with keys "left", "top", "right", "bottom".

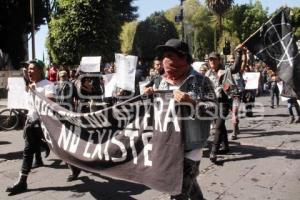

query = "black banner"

[
  {"left": 33, "top": 91, "right": 184, "bottom": 195},
  {"left": 244, "top": 9, "right": 300, "bottom": 98}
]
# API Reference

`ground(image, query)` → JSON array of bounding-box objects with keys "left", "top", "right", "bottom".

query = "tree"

[
  {"left": 47, "top": 0, "right": 137, "bottom": 65},
  {"left": 222, "top": 1, "right": 268, "bottom": 49},
  {"left": 0, "top": 0, "right": 49, "bottom": 69},
  {"left": 119, "top": 21, "right": 138, "bottom": 54},
  {"left": 132, "top": 12, "right": 178, "bottom": 62},
  {"left": 206, "top": 0, "right": 234, "bottom": 50},
  {"left": 290, "top": 7, "right": 300, "bottom": 39},
  {"left": 164, "top": 0, "right": 215, "bottom": 60}
]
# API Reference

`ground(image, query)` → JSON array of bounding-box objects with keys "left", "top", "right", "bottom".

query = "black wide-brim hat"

[{"left": 156, "top": 38, "right": 192, "bottom": 60}]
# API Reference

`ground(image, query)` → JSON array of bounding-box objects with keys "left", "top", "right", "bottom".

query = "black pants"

[
  {"left": 243, "top": 90, "right": 256, "bottom": 117},
  {"left": 270, "top": 86, "right": 279, "bottom": 106},
  {"left": 21, "top": 120, "right": 44, "bottom": 175},
  {"left": 171, "top": 158, "right": 204, "bottom": 200},
  {"left": 211, "top": 103, "right": 230, "bottom": 154}
]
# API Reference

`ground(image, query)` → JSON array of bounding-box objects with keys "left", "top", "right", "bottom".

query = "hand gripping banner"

[{"left": 32, "top": 91, "right": 184, "bottom": 195}]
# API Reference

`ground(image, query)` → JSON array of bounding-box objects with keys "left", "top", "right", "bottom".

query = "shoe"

[
  {"left": 44, "top": 145, "right": 50, "bottom": 158},
  {"left": 32, "top": 159, "right": 44, "bottom": 168},
  {"left": 67, "top": 168, "right": 81, "bottom": 182},
  {"left": 246, "top": 112, "right": 253, "bottom": 117},
  {"left": 41, "top": 140, "right": 50, "bottom": 158},
  {"left": 289, "top": 117, "right": 295, "bottom": 124},
  {"left": 231, "top": 123, "right": 239, "bottom": 140},
  {"left": 209, "top": 153, "right": 217, "bottom": 163},
  {"left": 6, "top": 182, "right": 27, "bottom": 194},
  {"left": 231, "top": 134, "right": 237, "bottom": 140},
  {"left": 270, "top": 105, "right": 274, "bottom": 109},
  {"left": 218, "top": 147, "right": 230, "bottom": 154},
  {"left": 293, "top": 118, "right": 300, "bottom": 123}
]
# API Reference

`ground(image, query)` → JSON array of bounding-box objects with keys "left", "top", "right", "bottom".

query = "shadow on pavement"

[
  {"left": 0, "top": 151, "right": 23, "bottom": 160},
  {"left": 26, "top": 175, "right": 149, "bottom": 200},
  {"left": 262, "top": 114, "right": 289, "bottom": 117},
  {"left": 238, "top": 128, "right": 265, "bottom": 132},
  {"left": 0, "top": 141, "right": 11, "bottom": 145},
  {"left": 220, "top": 142, "right": 300, "bottom": 163},
  {"left": 46, "top": 159, "right": 69, "bottom": 170},
  {"left": 239, "top": 130, "right": 300, "bottom": 139}
]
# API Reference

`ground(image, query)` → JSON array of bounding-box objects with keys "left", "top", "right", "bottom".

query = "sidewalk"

[{"left": 0, "top": 96, "right": 299, "bottom": 200}]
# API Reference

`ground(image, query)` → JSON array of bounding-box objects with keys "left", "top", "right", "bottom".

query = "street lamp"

[
  {"left": 30, "top": 0, "right": 35, "bottom": 59},
  {"left": 174, "top": 0, "right": 185, "bottom": 41}
]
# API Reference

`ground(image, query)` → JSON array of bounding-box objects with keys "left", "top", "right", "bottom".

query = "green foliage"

[
  {"left": 206, "top": 0, "right": 234, "bottom": 16},
  {"left": 217, "top": 31, "right": 239, "bottom": 54},
  {"left": 47, "top": 0, "right": 137, "bottom": 65},
  {"left": 120, "top": 21, "right": 138, "bottom": 54},
  {"left": 0, "top": 0, "right": 49, "bottom": 68},
  {"left": 223, "top": 1, "right": 268, "bottom": 42},
  {"left": 132, "top": 12, "right": 178, "bottom": 62},
  {"left": 289, "top": 7, "right": 300, "bottom": 39},
  {"left": 189, "top": 4, "right": 215, "bottom": 59},
  {"left": 205, "top": 0, "right": 234, "bottom": 50},
  {"left": 241, "top": 1, "right": 268, "bottom": 40}
]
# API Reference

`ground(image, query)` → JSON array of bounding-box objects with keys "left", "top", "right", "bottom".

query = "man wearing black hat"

[
  {"left": 205, "top": 46, "right": 246, "bottom": 163},
  {"left": 144, "top": 38, "right": 217, "bottom": 200},
  {"left": 6, "top": 59, "right": 55, "bottom": 195}
]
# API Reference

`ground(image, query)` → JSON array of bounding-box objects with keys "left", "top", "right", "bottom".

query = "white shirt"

[{"left": 27, "top": 79, "right": 55, "bottom": 122}]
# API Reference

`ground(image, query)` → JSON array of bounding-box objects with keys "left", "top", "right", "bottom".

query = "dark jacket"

[
  {"left": 155, "top": 68, "right": 217, "bottom": 150},
  {"left": 206, "top": 49, "right": 243, "bottom": 101}
]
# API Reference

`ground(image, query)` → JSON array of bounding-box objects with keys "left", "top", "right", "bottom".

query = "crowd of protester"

[{"left": 5, "top": 38, "right": 300, "bottom": 200}]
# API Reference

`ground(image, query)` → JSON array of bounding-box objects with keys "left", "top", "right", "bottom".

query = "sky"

[{"left": 30, "top": 0, "right": 300, "bottom": 62}]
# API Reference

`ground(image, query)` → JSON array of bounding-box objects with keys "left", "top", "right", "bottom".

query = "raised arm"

[{"left": 230, "top": 45, "right": 247, "bottom": 74}]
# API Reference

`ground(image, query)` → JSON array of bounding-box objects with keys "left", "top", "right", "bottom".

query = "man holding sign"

[
  {"left": 6, "top": 59, "right": 55, "bottom": 195},
  {"left": 144, "top": 38, "right": 217, "bottom": 200}
]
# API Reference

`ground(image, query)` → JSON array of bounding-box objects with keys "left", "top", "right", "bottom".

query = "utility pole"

[
  {"left": 30, "top": 0, "right": 36, "bottom": 59},
  {"left": 174, "top": 0, "right": 185, "bottom": 41},
  {"left": 180, "top": 0, "right": 185, "bottom": 41}
]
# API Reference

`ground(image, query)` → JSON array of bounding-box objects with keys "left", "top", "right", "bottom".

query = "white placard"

[
  {"left": 7, "top": 77, "right": 29, "bottom": 109},
  {"left": 79, "top": 56, "right": 101, "bottom": 72},
  {"left": 277, "top": 81, "right": 289, "bottom": 101},
  {"left": 102, "top": 73, "right": 117, "bottom": 97},
  {"left": 243, "top": 72, "right": 260, "bottom": 90},
  {"left": 115, "top": 54, "right": 137, "bottom": 92}
]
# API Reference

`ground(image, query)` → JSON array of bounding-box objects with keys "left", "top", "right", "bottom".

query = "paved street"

[{"left": 0, "top": 96, "right": 299, "bottom": 200}]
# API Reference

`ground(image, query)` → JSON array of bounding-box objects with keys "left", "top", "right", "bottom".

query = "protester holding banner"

[
  {"left": 267, "top": 69, "right": 280, "bottom": 108},
  {"left": 227, "top": 54, "right": 246, "bottom": 140},
  {"left": 6, "top": 59, "right": 54, "bottom": 195},
  {"left": 205, "top": 45, "right": 245, "bottom": 163},
  {"left": 144, "top": 38, "right": 217, "bottom": 200}
]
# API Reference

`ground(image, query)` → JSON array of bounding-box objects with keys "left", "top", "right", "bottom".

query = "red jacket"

[{"left": 48, "top": 66, "right": 58, "bottom": 82}]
